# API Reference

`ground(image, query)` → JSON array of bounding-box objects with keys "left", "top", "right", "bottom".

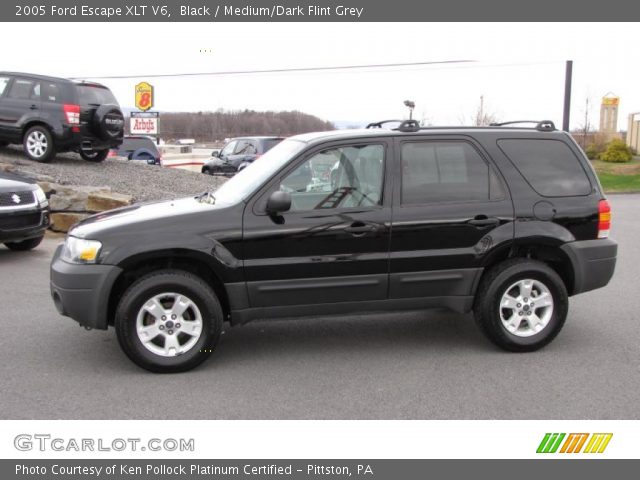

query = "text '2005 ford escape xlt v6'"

[{"left": 50, "top": 120, "right": 617, "bottom": 372}]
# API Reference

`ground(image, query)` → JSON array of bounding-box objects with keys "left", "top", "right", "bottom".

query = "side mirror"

[
  {"left": 211, "top": 150, "right": 220, "bottom": 157},
  {"left": 266, "top": 190, "right": 291, "bottom": 215}
]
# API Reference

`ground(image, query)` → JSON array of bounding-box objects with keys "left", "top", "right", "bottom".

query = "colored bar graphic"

[
  {"left": 537, "top": 433, "right": 566, "bottom": 453},
  {"left": 584, "top": 434, "right": 613, "bottom": 453},
  {"left": 560, "top": 433, "right": 589, "bottom": 453}
]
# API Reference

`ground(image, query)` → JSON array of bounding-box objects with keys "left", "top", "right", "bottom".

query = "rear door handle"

[{"left": 468, "top": 216, "right": 500, "bottom": 227}]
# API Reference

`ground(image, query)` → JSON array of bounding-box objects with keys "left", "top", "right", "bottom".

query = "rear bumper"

[
  {"left": 53, "top": 125, "right": 122, "bottom": 152},
  {"left": 50, "top": 244, "right": 122, "bottom": 330},
  {"left": 561, "top": 238, "right": 617, "bottom": 295}
]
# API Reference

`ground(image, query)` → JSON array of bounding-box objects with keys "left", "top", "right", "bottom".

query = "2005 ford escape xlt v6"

[{"left": 50, "top": 120, "right": 617, "bottom": 372}]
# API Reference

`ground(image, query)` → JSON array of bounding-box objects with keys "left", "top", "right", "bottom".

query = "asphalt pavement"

[{"left": 1, "top": 195, "right": 639, "bottom": 419}]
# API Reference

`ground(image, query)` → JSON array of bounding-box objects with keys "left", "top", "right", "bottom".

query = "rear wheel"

[
  {"left": 115, "top": 270, "right": 223, "bottom": 373},
  {"left": 4, "top": 235, "right": 44, "bottom": 251},
  {"left": 79, "top": 149, "right": 109, "bottom": 162},
  {"left": 23, "top": 126, "right": 55, "bottom": 162},
  {"left": 474, "top": 259, "right": 568, "bottom": 352}
]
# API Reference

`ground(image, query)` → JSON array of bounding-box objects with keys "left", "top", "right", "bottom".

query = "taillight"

[
  {"left": 63, "top": 104, "right": 80, "bottom": 125},
  {"left": 598, "top": 199, "right": 611, "bottom": 239}
]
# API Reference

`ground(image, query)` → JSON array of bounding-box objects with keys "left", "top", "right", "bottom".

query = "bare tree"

[{"left": 473, "top": 95, "right": 499, "bottom": 126}]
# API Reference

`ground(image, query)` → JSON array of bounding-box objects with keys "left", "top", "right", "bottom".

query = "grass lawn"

[{"left": 591, "top": 156, "right": 640, "bottom": 193}]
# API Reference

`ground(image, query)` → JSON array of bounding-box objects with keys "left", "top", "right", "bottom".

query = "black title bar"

[{"left": 4, "top": 0, "right": 640, "bottom": 21}]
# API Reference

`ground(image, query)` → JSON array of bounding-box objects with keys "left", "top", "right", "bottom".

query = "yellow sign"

[
  {"left": 135, "top": 82, "right": 154, "bottom": 111},
  {"left": 602, "top": 97, "right": 619, "bottom": 106}
]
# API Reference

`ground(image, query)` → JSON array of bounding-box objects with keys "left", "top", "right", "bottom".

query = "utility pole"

[{"left": 563, "top": 60, "right": 573, "bottom": 131}]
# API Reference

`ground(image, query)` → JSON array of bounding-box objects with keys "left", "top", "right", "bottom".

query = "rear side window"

[
  {"left": 0, "top": 77, "right": 9, "bottom": 96},
  {"left": 401, "top": 141, "right": 501, "bottom": 204},
  {"left": 42, "top": 82, "right": 63, "bottom": 103},
  {"left": 8, "top": 79, "right": 40, "bottom": 100},
  {"left": 263, "top": 139, "right": 283, "bottom": 152},
  {"left": 498, "top": 139, "right": 591, "bottom": 197},
  {"left": 76, "top": 85, "right": 117, "bottom": 105}
]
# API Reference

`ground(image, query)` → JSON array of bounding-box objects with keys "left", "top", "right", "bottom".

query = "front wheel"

[
  {"left": 474, "top": 259, "right": 568, "bottom": 352},
  {"left": 79, "top": 149, "right": 109, "bottom": 162},
  {"left": 115, "top": 270, "right": 223, "bottom": 373}
]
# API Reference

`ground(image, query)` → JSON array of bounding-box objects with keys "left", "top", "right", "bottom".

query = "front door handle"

[
  {"left": 468, "top": 216, "right": 500, "bottom": 227},
  {"left": 29, "top": 104, "right": 38, "bottom": 110},
  {"left": 345, "top": 222, "right": 376, "bottom": 236}
]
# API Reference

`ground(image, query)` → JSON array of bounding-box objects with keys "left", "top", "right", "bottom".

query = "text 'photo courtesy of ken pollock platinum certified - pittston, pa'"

[{"left": 44, "top": 4, "right": 366, "bottom": 19}]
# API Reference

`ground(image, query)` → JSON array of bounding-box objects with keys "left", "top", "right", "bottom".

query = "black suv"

[
  {"left": 0, "top": 72, "right": 124, "bottom": 163},
  {"left": 1, "top": 172, "right": 49, "bottom": 250},
  {"left": 202, "top": 136, "right": 284, "bottom": 175},
  {"left": 50, "top": 120, "right": 617, "bottom": 372}
]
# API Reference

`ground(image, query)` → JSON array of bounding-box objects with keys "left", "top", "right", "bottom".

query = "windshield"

[{"left": 213, "top": 139, "right": 307, "bottom": 204}]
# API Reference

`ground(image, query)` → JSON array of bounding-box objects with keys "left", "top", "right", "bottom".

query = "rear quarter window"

[
  {"left": 76, "top": 85, "right": 118, "bottom": 105},
  {"left": 498, "top": 138, "right": 592, "bottom": 197}
]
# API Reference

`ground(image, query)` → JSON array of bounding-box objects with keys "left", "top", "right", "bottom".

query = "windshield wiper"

[{"left": 195, "top": 191, "right": 216, "bottom": 204}]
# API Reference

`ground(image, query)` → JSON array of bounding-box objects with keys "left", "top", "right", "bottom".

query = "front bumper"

[
  {"left": 561, "top": 238, "right": 617, "bottom": 295},
  {"left": 50, "top": 244, "right": 122, "bottom": 330}
]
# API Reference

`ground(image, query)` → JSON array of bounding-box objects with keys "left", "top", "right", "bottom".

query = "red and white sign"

[{"left": 130, "top": 116, "right": 158, "bottom": 135}]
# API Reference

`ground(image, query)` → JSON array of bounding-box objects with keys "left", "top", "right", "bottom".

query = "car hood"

[
  {"left": 69, "top": 196, "right": 231, "bottom": 239},
  {"left": 0, "top": 173, "right": 37, "bottom": 193}
]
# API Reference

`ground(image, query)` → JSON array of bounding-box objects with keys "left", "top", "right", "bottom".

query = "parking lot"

[{"left": 0, "top": 194, "right": 638, "bottom": 420}]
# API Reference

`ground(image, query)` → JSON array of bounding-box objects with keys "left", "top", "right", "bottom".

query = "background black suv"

[
  {"left": 0, "top": 171, "right": 49, "bottom": 250},
  {"left": 0, "top": 72, "right": 124, "bottom": 163},
  {"left": 51, "top": 120, "right": 617, "bottom": 372},
  {"left": 202, "top": 136, "right": 284, "bottom": 175}
]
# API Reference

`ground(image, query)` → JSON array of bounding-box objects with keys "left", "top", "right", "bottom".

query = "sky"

[{"left": 2, "top": 22, "right": 639, "bottom": 130}]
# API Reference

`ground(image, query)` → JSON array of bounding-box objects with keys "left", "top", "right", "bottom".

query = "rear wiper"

[{"left": 195, "top": 191, "right": 216, "bottom": 204}]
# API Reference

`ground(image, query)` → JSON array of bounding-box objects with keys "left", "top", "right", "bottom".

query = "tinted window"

[
  {"left": 76, "top": 85, "right": 117, "bottom": 105},
  {"left": 42, "top": 82, "right": 62, "bottom": 103},
  {"left": 120, "top": 137, "right": 157, "bottom": 152},
  {"left": 8, "top": 79, "right": 40, "bottom": 100},
  {"left": 401, "top": 141, "right": 495, "bottom": 204},
  {"left": 263, "top": 139, "right": 283, "bottom": 152},
  {"left": 498, "top": 139, "right": 591, "bottom": 196},
  {"left": 281, "top": 144, "right": 384, "bottom": 211},
  {"left": 0, "top": 77, "right": 9, "bottom": 96}
]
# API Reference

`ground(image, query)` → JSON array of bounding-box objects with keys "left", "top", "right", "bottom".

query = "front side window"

[
  {"left": 401, "top": 141, "right": 497, "bottom": 204},
  {"left": 220, "top": 140, "right": 237, "bottom": 157},
  {"left": 280, "top": 144, "right": 385, "bottom": 211},
  {"left": 235, "top": 140, "right": 257, "bottom": 155}
]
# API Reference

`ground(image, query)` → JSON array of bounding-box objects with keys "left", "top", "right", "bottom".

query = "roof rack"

[
  {"left": 366, "top": 119, "right": 422, "bottom": 132},
  {"left": 489, "top": 120, "right": 556, "bottom": 132}
]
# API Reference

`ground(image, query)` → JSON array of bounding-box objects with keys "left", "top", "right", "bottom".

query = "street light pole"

[{"left": 563, "top": 60, "right": 573, "bottom": 132}]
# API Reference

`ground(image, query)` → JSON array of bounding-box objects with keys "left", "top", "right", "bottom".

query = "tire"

[
  {"left": 79, "top": 149, "right": 109, "bottom": 162},
  {"left": 115, "top": 269, "right": 223, "bottom": 373},
  {"left": 23, "top": 126, "right": 56, "bottom": 162},
  {"left": 92, "top": 104, "right": 124, "bottom": 141},
  {"left": 473, "top": 258, "right": 568, "bottom": 352},
  {"left": 201, "top": 167, "right": 211, "bottom": 175},
  {"left": 4, "top": 235, "right": 44, "bottom": 251}
]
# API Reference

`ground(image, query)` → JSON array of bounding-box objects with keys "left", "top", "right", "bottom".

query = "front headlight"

[
  {"left": 34, "top": 186, "right": 48, "bottom": 207},
  {"left": 62, "top": 236, "right": 102, "bottom": 264}
]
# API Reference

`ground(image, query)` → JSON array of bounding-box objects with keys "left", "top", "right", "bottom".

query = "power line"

[{"left": 69, "top": 59, "right": 475, "bottom": 80}]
